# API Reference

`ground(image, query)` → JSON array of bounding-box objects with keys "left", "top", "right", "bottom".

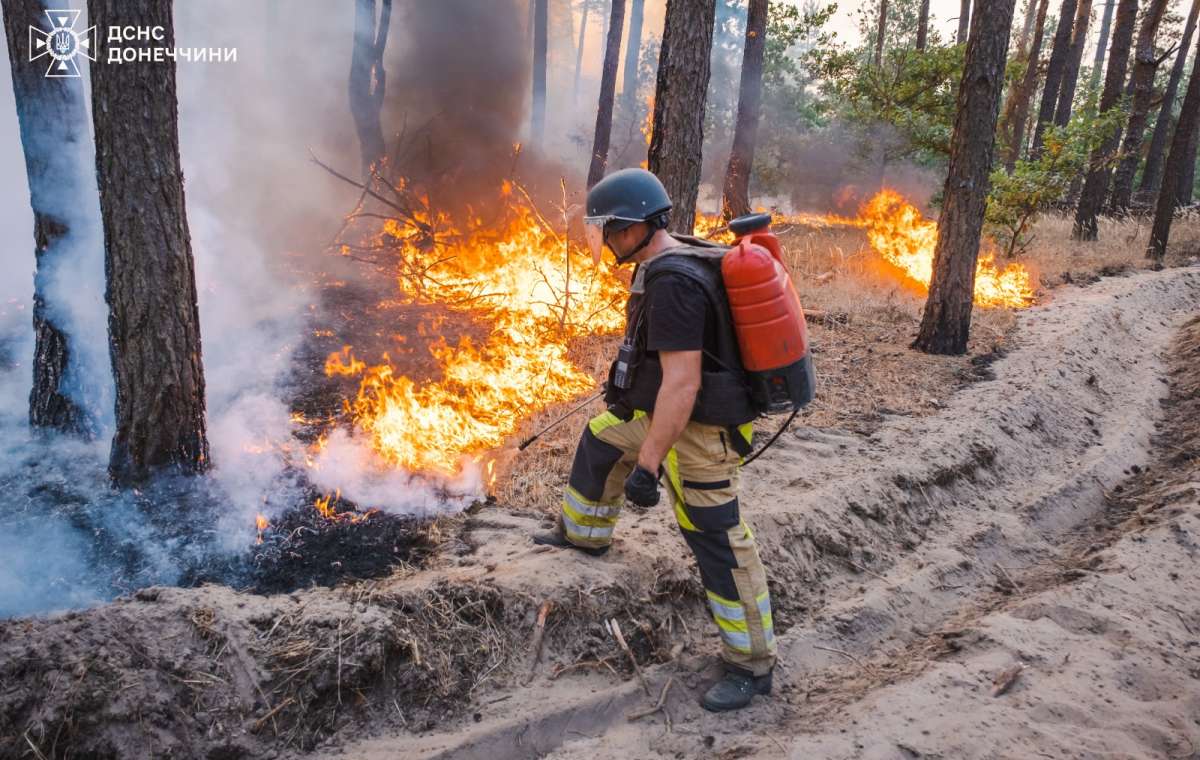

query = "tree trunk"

[
  {"left": 1179, "top": 125, "right": 1199, "bottom": 205},
  {"left": 1137, "top": 0, "right": 1200, "bottom": 203},
  {"left": 1108, "top": 0, "right": 1170, "bottom": 215},
  {"left": 349, "top": 0, "right": 391, "bottom": 179},
  {"left": 2, "top": 0, "right": 95, "bottom": 434},
  {"left": 587, "top": 0, "right": 627, "bottom": 186},
  {"left": 1020, "top": 0, "right": 1039, "bottom": 49},
  {"left": 1002, "top": 0, "right": 1050, "bottom": 170},
  {"left": 913, "top": 0, "right": 1016, "bottom": 355},
  {"left": 916, "top": 0, "right": 930, "bottom": 50},
  {"left": 1088, "top": 0, "right": 1115, "bottom": 94},
  {"left": 1031, "top": 0, "right": 1079, "bottom": 156},
  {"left": 531, "top": 0, "right": 548, "bottom": 144},
  {"left": 647, "top": 0, "right": 716, "bottom": 234},
  {"left": 874, "top": 0, "right": 888, "bottom": 66},
  {"left": 573, "top": 0, "right": 591, "bottom": 103},
  {"left": 88, "top": 0, "right": 209, "bottom": 485},
  {"left": 1052, "top": 0, "right": 1092, "bottom": 127},
  {"left": 1072, "top": 0, "right": 1138, "bottom": 239},
  {"left": 622, "top": 0, "right": 645, "bottom": 112},
  {"left": 1148, "top": 22, "right": 1200, "bottom": 260},
  {"left": 721, "top": 0, "right": 767, "bottom": 220},
  {"left": 956, "top": 0, "right": 972, "bottom": 44}
]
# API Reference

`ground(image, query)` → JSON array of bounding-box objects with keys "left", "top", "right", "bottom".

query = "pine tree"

[
  {"left": 1072, "top": 0, "right": 1138, "bottom": 239},
  {"left": 647, "top": 0, "right": 717, "bottom": 234},
  {"left": 1002, "top": 0, "right": 1051, "bottom": 170},
  {"left": 1137, "top": 0, "right": 1200, "bottom": 203},
  {"left": 587, "top": 0, "right": 626, "bottom": 186},
  {"left": 2, "top": 0, "right": 97, "bottom": 434},
  {"left": 1109, "top": 0, "right": 1170, "bottom": 214},
  {"left": 1031, "top": 0, "right": 1080, "bottom": 156},
  {"left": 88, "top": 0, "right": 210, "bottom": 484},
  {"left": 1148, "top": 20, "right": 1200, "bottom": 260},
  {"left": 349, "top": 0, "right": 391, "bottom": 178},
  {"left": 531, "top": 0, "right": 548, "bottom": 144},
  {"left": 914, "top": 0, "right": 1017, "bottom": 355},
  {"left": 720, "top": 0, "right": 767, "bottom": 220}
]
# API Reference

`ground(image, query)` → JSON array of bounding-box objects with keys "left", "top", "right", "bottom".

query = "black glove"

[{"left": 624, "top": 465, "right": 661, "bottom": 507}]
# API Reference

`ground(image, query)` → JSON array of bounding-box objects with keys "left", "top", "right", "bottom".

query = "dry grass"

[{"left": 496, "top": 213, "right": 1200, "bottom": 515}]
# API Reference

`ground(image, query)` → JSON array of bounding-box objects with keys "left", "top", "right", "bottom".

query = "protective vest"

[{"left": 604, "top": 239, "right": 759, "bottom": 427}]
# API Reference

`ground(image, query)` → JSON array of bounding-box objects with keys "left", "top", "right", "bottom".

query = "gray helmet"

[
  {"left": 585, "top": 168, "right": 672, "bottom": 229},
  {"left": 583, "top": 168, "right": 672, "bottom": 263}
]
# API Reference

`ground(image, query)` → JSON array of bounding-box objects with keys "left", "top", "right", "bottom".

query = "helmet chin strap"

[{"left": 613, "top": 218, "right": 665, "bottom": 264}]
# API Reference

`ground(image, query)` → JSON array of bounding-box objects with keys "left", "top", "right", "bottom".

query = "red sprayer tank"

[{"left": 721, "top": 213, "right": 816, "bottom": 413}]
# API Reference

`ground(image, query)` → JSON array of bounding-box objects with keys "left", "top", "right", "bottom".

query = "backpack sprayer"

[{"left": 518, "top": 212, "right": 815, "bottom": 458}]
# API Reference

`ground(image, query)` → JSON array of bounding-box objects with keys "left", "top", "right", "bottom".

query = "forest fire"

[
  {"left": 698, "top": 190, "right": 1034, "bottom": 308},
  {"left": 324, "top": 186, "right": 627, "bottom": 477}
]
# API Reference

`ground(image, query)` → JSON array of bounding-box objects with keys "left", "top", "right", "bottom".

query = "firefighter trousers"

[{"left": 558, "top": 408, "right": 776, "bottom": 676}]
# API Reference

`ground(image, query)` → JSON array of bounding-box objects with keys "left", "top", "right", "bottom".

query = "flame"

[
  {"left": 695, "top": 189, "right": 1034, "bottom": 309},
  {"left": 327, "top": 185, "right": 626, "bottom": 476},
  {"left": 255, "top": 514, "right": 268, "bottom": 544}
]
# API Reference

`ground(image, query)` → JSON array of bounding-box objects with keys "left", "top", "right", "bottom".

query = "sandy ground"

[
  {"left": 3, "top": 265, "right": 1199, "bottom": 760},
  {"left": 324, "top": 267, "right": 1200, "bottom": 759}
]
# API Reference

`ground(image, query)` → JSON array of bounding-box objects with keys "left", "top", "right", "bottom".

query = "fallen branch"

[
  {"left": 627, "top": 676, "right": 674, "bottom": 721},
  {"left": 524, "top": 600, "right": 553, "bottom": 684},
  {"left": 813, "top": 644, "right": 873, "bottom": 674},
  {"left": 606, "top": 618, "right": 651, "bottom": 696}
]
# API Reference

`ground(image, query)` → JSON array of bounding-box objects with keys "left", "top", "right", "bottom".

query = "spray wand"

[{"left": 517, "top": 390, "right": 604, "bottom": 451}]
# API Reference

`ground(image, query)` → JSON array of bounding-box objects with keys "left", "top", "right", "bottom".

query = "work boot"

[
  {"left": 532, "top": 526, "right": 609, "bottom": 557},
  {"left": 700, "top": 667, "right": 772, "bottom": 712}
]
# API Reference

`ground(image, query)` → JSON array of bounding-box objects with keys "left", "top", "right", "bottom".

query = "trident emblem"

[{"left": 29, "top": 9, "right": 97, "bottom": 78}]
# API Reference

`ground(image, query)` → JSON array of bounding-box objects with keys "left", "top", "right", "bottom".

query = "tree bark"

[
  {"left": 1031, "top": 0, "right": 1079, "bottom": 156},
  {"left": 622, "top": 0, "right": 645, "bottom": 113},
  {"left": 1148, "top": 21, "right": 1200, "bottom": 260},
  {"left": 956, "top": 0, "right": 972, "bottom": 44},
  {"left": 1002, "top": 0, "right": 1050, "bottom": 170},
  {"left": 720, "top": 0, "right": 767, "bottom": 220},
  {"left": 349, "top": 0, "right": 391, "bottom": 179},
  {"left": 1088, "top": 0, "right": 1115, "bottom": 94},
  {"left": 573, "top": 0, "right": 590, "bottom": 102},
  {"left": 587, "top": 0, "right": 626, "bottom": 186},
  {"left": 1108, "top": 0, "right": 1170, "bottom": 214},
  {"left": 1137, "top": 0, "right": 1200, "bottom": 204},
  {"left": 1072, "top": 0, "right": 1138, "bottom": 239},
  {"left": 1179, "top": 124, "right": 1199, "bottom": 205},
  {"left": 2, "top": 0, "right": 95, "bottom": 434},
  {"left": 1052, "top": 0, "right": 1092, "bottom": 127},
  {"left": 913, "top": 0, "right": 1016, "bottom": 356},
  {"left": 531, "top": 0, "right": 548, "bottom": 144},
  {"left": 88, "top": 0, "right": 209, "bottom": 484},
  {"left": 916, "top": 0, "right": 930, "bottom": 50},
  {"left": 647, "top": 0, "right": 716, "bottom": 234},
  {"left": 874, "top": 0, "right": 888, "bottom": 66}
]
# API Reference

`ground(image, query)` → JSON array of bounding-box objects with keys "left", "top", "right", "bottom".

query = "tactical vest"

[{"left": 604, "top": 240, "right": 759, "bottom": 427}]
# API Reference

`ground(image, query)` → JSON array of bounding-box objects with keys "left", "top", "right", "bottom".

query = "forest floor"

[{"left": 2, "top": 214, "right": 1200, "bottom": 760}]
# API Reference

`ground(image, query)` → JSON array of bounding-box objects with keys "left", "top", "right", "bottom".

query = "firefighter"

[{"left": 533, "top": 168, "right": 776, "bottom": 712}]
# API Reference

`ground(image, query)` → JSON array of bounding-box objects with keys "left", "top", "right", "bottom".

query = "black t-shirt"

[{"left": 643, "top": 272, "right": 720, "bottom": 369}]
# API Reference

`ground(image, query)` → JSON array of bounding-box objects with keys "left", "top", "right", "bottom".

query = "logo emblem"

[{"left": 29, "top": 10, "right": 96, "bottom": 78}]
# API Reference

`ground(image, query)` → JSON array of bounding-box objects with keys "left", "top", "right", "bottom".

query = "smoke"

[{"left": 0, "top": 0, "right": 662, "bottom": 618}]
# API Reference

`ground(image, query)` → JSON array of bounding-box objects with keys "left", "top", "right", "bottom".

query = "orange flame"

[
  {"left": 696, "top": 189, "right": 1034, "bottom": 309},
  {"left": 326, "top": 186, "right": 626, "bottom": 476},
  {"left": 255, "top": 514, "right": 269, "bottom": 544}
]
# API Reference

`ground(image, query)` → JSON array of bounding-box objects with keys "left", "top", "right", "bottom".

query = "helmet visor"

[
  {"left": 583, "top": 215, "right": 640, "bottom": 265},
  {"left": 583, "top": 218, "right": 607, "bottom": 265}
]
